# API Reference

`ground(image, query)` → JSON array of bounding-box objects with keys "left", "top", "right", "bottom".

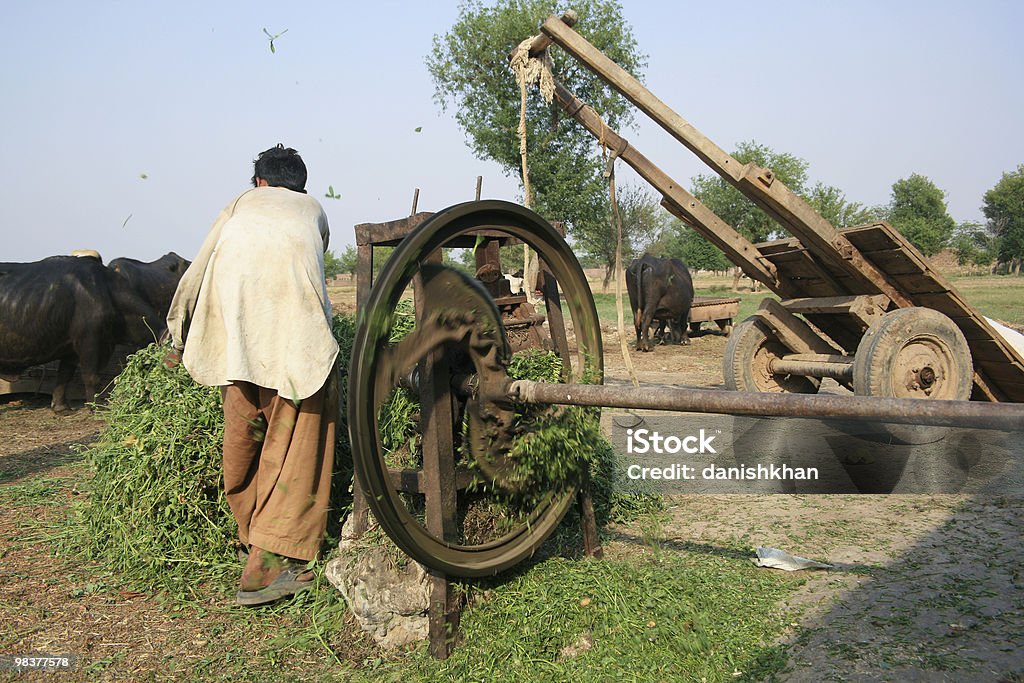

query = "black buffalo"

[
  {"left": 108, "top": 253, "right": 190, "bottom": 330},
  {"left": 625, "top": 254, "right": 695, "bottom": 352},
  {"left": 0, "top": 253, "right": 187, "bottom": 412}
]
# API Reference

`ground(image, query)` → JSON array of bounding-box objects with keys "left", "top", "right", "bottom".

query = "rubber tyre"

[
  {"left": 723, "top": 316, "right": 819, "bottom": 393},
  {"left": 853, "top": 307, "right": 972, "bottom": 401},
  {"left": 852, "top": 307, "right": 973, "bottom": 445}
]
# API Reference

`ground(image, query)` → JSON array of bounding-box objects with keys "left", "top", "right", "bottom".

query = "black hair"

[{"left": 251, "top": 143, "right": 307, "bottom": 192}]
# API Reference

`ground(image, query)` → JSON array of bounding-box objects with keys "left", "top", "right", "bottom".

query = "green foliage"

[
  {"left": 77, "top": 344, "right": 236, "bottom": 594},
  {"left": 950, "top": 221, "right": 997, "bottom": 267},
  {"left": 73, "top": 295, "right": 653, "bottom": 603},
  {"left": 337, "top": 244, "right": 358, "bottom": 275},
  {"left": 649, "top": 221, "right": 732, "bottom": 272},
  {"left": 499, "top": 351, "right": 603, "bottom": 502},
  {"left": 76, "top": 316, "right": 361, "bottom": 597},
  {"left": 370, "top": 554, "right": 801, "bottom": 682},
  {"left": 982, "top": 163, "right": 1024, "bottom": 272},
  {"left": 262, "top": 27, "right": 288, "bottom": 54},
  {"left": 576, "top": 183, "right": 667, "bottom": 287},
  {"left": 323, "top": 249, "right": 344, "bottom": 279},
  {"left": 427, "top": 0, "right": 645, "bottom": 242},
  {"left": 692, "top": 141, "right": 810, "bottom": 244},
  {"left": 804, "top": 182, "right": 878, "bottom": 229},
  {"left": 689, "top": 141, "right": 882, "bottom": 257},
  {"left": 886, "top": 173, "right": 957, "bottom": 256}
]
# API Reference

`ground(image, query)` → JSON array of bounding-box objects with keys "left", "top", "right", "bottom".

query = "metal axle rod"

[
  {"left": 499, "top": 380, "right": 1024, "bottom": 432},
  {"left": 769, "top": 357, "right": 854, "bottom": 382}
]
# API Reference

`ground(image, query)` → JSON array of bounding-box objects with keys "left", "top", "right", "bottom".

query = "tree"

[
  {"left": 886, "top": 173, "right": 957, "bottom": 257},
  {"left": 690, "top": 141, "right": 810, "bottom": 244},
  {"left": 335, "top": 245, "right": 358, "bottom": 276},
  {"left": 323, "top": 248, "right": 344, "bottom": 279},
  {"left": 427, "top": 0, "right": 646, "bottom": 244},
  {"left": 574, "top": 184, "right": 665, "bottom": 289},
  {"left": 651, "top": 224, "right": 732, "bottom": 273},
  {"left": 804, "top": 182, "right": 878, "bottom": 229},
  {"left": 982, "top": 164, "right": 1024, "bottom": 273},
  {"left": 950, "top": 221, "right": 997, "bottom": 268}
]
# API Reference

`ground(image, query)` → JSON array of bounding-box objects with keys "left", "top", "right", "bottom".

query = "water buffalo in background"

[
  {"left": 108, "top": 253, "right": 190, "bottom": 332},
  {"left": 626, "top": 254, "right": 695, "bottom": 352},
  {"left": 0, "top": 252, "right": 188, "bottom": 412}
]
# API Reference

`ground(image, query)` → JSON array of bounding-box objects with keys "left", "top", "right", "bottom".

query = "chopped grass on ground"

[{"left": 355, "top": 552, "right": 802, "bottom": 683}]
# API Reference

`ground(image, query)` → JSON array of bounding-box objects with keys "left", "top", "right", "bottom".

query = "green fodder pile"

[
  {"left": 77, "top": 315, "right": 359, "bottom": 596},
  {"left": 76, "top": 304, "right": 658, "bottom": 597},
  {"left": 77, "top": 342, "right": 235, "bottom": 595}
]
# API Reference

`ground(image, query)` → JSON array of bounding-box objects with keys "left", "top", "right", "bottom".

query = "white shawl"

[{"left": 166, "top": 187, "right": 339, "bottom": 401}]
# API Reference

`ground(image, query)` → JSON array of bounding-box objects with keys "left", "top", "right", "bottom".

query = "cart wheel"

[
  {"left": 853, "top": 307, "right": 972, "bottom": 401},
  {"left": 723, "top": 317, "right": 819, "bottom": 393},
  {"left": 852, "top": 307, "right": 972, "bottom": 445}
]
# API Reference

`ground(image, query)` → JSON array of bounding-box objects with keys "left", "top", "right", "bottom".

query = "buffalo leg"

[
  {"left": 51, "top": 358, "right": 77, "bottom": 414},
  {"left": 74, "top": 339, "right": 113, "bottom": 411},
  {"left": 679, "top": 306, "right": 692, "bottom": 345},
  {"left": 633, "top": 307, "right": 643, "bottom": 349},
  {"left": 638, "top": 308, "right": 657, "bottom": 352}
]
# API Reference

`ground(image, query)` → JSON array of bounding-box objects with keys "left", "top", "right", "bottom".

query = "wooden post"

[
  {"left": 348, "top": 243, "right": 375, "bottom": 537},
  {"left": 414, "top": 248, "right": 461, "bottom": 659},
  {"left": 577, "top": 469, "right": 603, "bottom": 559}
]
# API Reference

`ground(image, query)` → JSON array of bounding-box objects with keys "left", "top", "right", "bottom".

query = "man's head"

[{"left": 251, "top": 144, "right": 307, "bottom": 192}]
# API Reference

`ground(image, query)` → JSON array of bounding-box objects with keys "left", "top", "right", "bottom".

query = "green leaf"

[{"left": 414, "top": 126, "right": 423, "bottom": 133}]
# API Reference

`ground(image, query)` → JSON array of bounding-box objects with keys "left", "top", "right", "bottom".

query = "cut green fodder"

[
  {"left": 73, "top": 342, "right": 236, "bottom": 596},
  {"left": 366, "top": 553, "right": 802, "bottom": 682},
  {"left": 72, "top": 315, "right": 359, "bottom": 599},
  {"left": 71, "top": 301, "right": 659, "bottom": 601}
]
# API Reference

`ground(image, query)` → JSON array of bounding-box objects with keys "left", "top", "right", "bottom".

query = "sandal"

[{"left": 235, "top": 565, "right": 314, "bottom": 607}]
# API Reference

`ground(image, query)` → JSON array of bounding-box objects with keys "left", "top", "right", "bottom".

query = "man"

[{"left": 166, "top": 144, "right": 339, "bottom": 606}]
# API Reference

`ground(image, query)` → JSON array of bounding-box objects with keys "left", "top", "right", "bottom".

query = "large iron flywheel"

[{"left": 347, "top": 200, "right": 602, "bottom": 577}]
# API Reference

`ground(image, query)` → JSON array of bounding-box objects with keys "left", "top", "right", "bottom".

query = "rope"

[
  {"left": 602, "top": 134, "right": 640, "bottom": 388},
  {"left": 510, "top": 37, "right": 555, "bottom": 303}
]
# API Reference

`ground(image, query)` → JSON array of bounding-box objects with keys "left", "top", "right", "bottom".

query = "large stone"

[{"left": 325, "top": 518, "right": 430, "bottom": 649}]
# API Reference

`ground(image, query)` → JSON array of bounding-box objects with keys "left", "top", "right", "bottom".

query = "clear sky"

[{"left": 2, "top": 1, "right": 1022, "bottom": 264}]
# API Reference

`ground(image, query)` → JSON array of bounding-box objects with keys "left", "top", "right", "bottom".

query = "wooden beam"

[
  {"left": 782, "top": 294, "right": 891, "bottom": 330},
  {"left": 539, "top": 16, "right": 914, "bottom": 308},
  {"left": 549, "top": 81, "right": 781, "bottom": 291},
  {"left": 753, "top": 299, "right": 841, "bottom": 356},
  {"left": 516, "top": 10, "right": 577, "bottom": 60}
]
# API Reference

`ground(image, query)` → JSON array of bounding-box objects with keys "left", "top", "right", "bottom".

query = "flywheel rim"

[{"left": 348, "top": 200, "right": 603, "bottom": 577}]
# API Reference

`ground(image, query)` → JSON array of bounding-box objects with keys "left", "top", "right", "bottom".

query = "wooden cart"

[
  {"left": 688, "top": 296, "right": 739, "bottom": 336},
  {"left": 527, "top": 14, "right": 1024, "bottom": 404}
]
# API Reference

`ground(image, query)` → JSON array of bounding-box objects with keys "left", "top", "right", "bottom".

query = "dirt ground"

[
  {"left": 601, "top": 324, "right": 1023, "bottom": 682},
  {"left": 1, "top": 289, "right": 1022, "bottom": 681}
]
